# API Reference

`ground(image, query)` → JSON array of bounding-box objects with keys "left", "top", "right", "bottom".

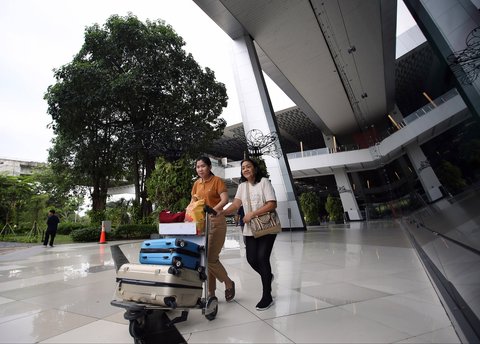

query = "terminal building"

[
  {"left": 194, "top": 0, "right": 479, "bottom": 227},
  {"left": 192, "top": 0, "right": 480, "bottom": 341}
]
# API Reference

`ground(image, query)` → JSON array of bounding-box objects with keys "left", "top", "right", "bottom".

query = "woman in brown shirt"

[{"left": 191, "top": 156, "right": 235, "bottom": 302}]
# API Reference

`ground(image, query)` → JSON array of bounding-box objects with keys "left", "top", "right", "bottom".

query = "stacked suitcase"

[
  {"left": 115, "top": 238, "right": 206, "bottom": 309},
  {"left": 115, "top": 263, "right": 203, "bottom": 308},
  {"left": 139, "top": 238, "right": 202, "bottom": 270}
]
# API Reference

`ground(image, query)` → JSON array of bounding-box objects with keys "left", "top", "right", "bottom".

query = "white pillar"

[
  {"left": 231, "top": 35, "right": 305, "bottom": 229},
  {"left": 406, "top": 143, "right": 443, "bottom": 202},
  {"left": 332, "top": 168, "right": 362, "bottom": 221}
]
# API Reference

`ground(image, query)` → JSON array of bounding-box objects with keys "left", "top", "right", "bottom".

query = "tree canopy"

[
  {"left": 44, "top": 14, "right": 228, "bottom": 221},
  {"left": 147, "top": 156, "right": 196, "bottom": 213}
]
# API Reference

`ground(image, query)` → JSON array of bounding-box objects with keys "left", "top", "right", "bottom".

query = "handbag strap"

[
  {"left": 246, "top": 180, "right": 268, "bottom": 215},
  {"left": 246, "top": 182, "right": 253, "bottom": 214}
]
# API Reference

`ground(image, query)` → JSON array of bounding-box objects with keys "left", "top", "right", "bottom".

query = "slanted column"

[
  {"left": 406, "top": 143, "right": 443, "bottom": 202},
  {"left": 332, "top": 168, "right": 362, "bottom": 221},
  {"left": 231, "top": 35, "right": 305, "bottom": 230}
]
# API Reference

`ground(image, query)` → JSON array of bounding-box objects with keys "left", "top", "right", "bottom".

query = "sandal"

[{"left": 225, "top": 281, "right": 235, "bottom": 302}]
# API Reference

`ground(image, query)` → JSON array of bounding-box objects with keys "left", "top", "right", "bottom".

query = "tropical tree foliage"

[
  {"left": 104, "top": 198, "right": 133, "bottom": 227},
  {"left": 44, "top": 14, "right": 228, "bottom": 221},
  {"left": 30, "top": 164, "right": 85, "bottom": 217},
  {"left": 0, "top": 175, "right": 38, "bottom": 230},
  {"left": 147, "top": 156, "right": 196, "bottom": 213}
]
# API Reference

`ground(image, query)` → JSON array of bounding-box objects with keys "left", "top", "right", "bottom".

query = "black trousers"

[
  {"left": 43, "top": 229, "right": 56, "bottom": 246},
  {"left": 244, "top": 234, "right": 276, "bottom": 296}
]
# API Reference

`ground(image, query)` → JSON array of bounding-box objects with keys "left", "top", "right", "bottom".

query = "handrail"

[
  {"left": 287, "top": 88, "right": 460, "bottom": 159},
  {"left": 406, "top": 217, "right": 480, "bottom": 257}
]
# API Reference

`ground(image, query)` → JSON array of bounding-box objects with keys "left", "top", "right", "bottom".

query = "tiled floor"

[{"left": 0, "top": 221, "right": 460, "bottom": 343}]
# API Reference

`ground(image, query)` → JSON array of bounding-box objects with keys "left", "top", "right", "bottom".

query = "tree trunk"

[
  {"left": 132, "top": 158, "right": 141, "bottom": 205},
  {"left": 91, "top": 178, "right": 108, "bottom": 212},
  {"left": 140, "top": 155, "right": 155, "bottom": 219}
]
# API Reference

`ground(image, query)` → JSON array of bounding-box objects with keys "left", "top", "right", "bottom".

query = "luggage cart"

[{"left": 110, "top": 206, "right": 218, "bottom": 344}]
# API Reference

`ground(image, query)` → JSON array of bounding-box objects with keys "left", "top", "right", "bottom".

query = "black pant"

[
  {"left": 244, "top": 234, "right": 276, "bottom": 296},
  {"left": 43, "top": 229, "right": 56, "bottom": 246}
]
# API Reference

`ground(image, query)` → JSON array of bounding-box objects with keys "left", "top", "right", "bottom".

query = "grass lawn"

[{"left": 0, "top": 234, "right": 74, "bottom": 244}]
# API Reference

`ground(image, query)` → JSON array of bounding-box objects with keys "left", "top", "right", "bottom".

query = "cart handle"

[{"left": 203, "top": 205, "right": 217, "bottom": 216}]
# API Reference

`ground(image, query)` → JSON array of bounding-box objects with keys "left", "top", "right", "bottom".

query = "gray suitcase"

[{"left": 115, "top": 263, "right": 203, "bottom": 308}]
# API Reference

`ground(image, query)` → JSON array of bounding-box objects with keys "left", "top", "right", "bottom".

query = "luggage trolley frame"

[{"left": 110, "top": 206, "right": 218, "bottom": 343}]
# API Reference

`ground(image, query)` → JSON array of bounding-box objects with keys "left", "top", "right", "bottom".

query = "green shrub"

[
  {"left": 70, "top": 227, "right": 101, "bottom": 242},
  {"left": 16, "top": 222, "right": 34, "bottom": 233},
  {"left": 57, "top": 222, "right": 87, "bottom": 235},
  {"left": 299, "top": 192, "right": 320, "bottom": 225},
  {"left": 325, "top": 194, "right": 344, "bottom": 222},
  {"left": 114, "top": 224, "right": 157, "bottom": 240}
]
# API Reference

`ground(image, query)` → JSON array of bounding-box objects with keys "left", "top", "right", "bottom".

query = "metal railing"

[{"left": 286, "top": 88, "right": 460, "bottom": 159}]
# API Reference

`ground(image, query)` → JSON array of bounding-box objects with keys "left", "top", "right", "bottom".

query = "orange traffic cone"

[{"left": 99, "top": 224, "right": 107, "bottom": 244}]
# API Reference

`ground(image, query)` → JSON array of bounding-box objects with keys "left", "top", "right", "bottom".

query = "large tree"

[{"left": 45, "top": 14, "right": 228, "bottom": 220}]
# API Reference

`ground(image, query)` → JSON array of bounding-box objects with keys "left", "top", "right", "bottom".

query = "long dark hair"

[
  {"left": 239, "top": 158, "right": 265, "bottom": 184},
  {"left": 195, "top": 156, "right": 215, "bottom": 176}
]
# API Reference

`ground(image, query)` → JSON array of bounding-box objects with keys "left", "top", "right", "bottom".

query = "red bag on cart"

[{"left": 159, "top": 210, "right": 185, "bottom": 223}]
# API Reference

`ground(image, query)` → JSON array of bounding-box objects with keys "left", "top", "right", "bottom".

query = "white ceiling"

[{"left": 193, "top": 0, "right": 397, "bottom": 136}]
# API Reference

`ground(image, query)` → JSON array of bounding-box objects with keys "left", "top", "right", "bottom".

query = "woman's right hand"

[{"left": 243, "top": 212, "right": 254, "bottom": 223}]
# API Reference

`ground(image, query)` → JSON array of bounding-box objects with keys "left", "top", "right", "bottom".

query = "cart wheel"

[
  {"left": 205, "top": 296, "right": 218, "bottom": 321},
  {"left": 168, "top": 266, "right": 179, "bottom": 276},
  {"left": 176, "top": 239, "right": 186, "bottom": 248},
  {"left": 164, "top": 296, "right": 177, "bottom": 309},
  {"left": 173, "top": 258, "right": 183, "bottom": 269},
  {"left": 129, "top": 319, "right": 146, "bottom": 344}
]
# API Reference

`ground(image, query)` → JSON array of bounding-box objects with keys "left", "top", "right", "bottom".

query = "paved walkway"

[{"left": 0, "top": 221, "right": 460, "bottom": 343}]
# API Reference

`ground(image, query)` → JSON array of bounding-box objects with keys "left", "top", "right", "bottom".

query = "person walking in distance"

[{"left": 43, "top": 209, "right": 60, "bottom": 247}]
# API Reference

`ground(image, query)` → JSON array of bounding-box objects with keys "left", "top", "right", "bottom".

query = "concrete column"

[
  {"left": 332, "top": 168, "right": 362, "bottom": 221},
  {"left": 406, "top": 143, "right": 443, "bottom": 202},
  {"left": 322, "top": 133, "right": 334, "bottom": 152},
  {"left": 351, "top": 172, "right": 367, "bottom": 203},
  {"left": 397, "top": 155, "right": 417, "bottom": 195},
  {"left": 231, "top": 35, "right": 305, "bottom": 230}
]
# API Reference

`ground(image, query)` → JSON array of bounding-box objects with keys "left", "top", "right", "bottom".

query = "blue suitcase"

[{"left": 139, "top": 238, "right": 203, "bottom": 270}]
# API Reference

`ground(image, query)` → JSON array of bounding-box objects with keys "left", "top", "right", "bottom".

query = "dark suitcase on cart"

[
  {"left": 139, "top": 238, "right": 203, "bottom": 270},
  {"left": 116, "top": 263, "right": 203, "bottom": 308}
]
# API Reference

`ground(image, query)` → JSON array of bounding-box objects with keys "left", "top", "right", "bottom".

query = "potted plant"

[
  {"left": 325, "top": 194, "right": 344, "bottom": 223},
  {"left": 299, "top": 191, "right": 320, "bottom": 225}
]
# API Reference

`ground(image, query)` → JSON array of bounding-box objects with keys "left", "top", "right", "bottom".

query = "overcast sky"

[{"left": 0, "top": 0, "right": 416, "bottom": 163}]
